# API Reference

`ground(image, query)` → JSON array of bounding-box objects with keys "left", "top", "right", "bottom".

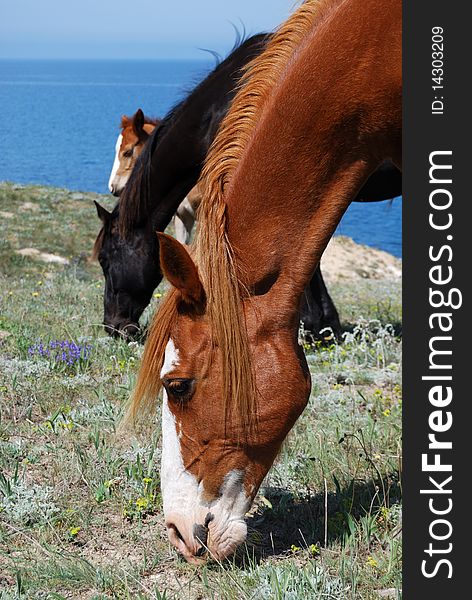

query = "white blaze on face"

[
  {"left": 160, "top": 338, "right": 251, "bottom": 560},
  {"left": 108, "top": 134, "right": 123, "bottom": 193},
  {"left": 160, "top": 339, "right": 200, "bottom": 518}
]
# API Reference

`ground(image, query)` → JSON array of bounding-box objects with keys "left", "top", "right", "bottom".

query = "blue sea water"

[{"left": 0, "top": 59, "right": 401, "bottom": 257}]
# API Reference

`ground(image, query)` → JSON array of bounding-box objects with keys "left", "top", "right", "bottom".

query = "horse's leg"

[
  {"left": 300, "top": 266, "right": 342, "bottom": 340},
  {"left": 174, "top": 198, "right": 196, "bottom": 244},
  {"left": 299, "top": 283, "right": 323, "bottom": 340},
  {"left": 173, "top": 215, "right": 188, "bottom": 244}
]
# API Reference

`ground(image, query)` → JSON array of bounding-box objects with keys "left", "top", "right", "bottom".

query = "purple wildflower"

[{"left": 27, "top": 339, "right": 92, "bottom": 370}]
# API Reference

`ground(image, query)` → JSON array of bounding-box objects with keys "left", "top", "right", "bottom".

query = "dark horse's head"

[
  {"left": 93, "top": 33, "right": 270, "bottom": 338},
  {"left": 93, "top": 201, "right": 161, "bottom": 338},
  {"left": 93, "top": 109, "right": 173, "bottom": 338}
]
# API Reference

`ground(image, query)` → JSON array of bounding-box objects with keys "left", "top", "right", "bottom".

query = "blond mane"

[{"left": 124, "top": 0, "right": 335, "bottom": 428}]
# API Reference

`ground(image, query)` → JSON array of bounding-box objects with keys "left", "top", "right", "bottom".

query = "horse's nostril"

[
  {"left": 193, "top": 522, "right": 209, "bottom": 548},
  {"left": 167, "top": 519, "right": 209, "bottom": 562}
]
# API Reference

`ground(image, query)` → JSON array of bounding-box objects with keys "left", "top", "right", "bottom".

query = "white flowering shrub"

[
  {"left": 0, "top": 481, "right": 59, "bottom": 525},
  {"left": 246, "top": 562, "right": 347, "bottom": 599}
]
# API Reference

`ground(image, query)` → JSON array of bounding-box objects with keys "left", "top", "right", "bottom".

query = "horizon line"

[{"left": 0, "top": 55, "right": 215, "bottom": 62}]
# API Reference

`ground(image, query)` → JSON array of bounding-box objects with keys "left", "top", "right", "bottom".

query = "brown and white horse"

[
  {"left": 108, "top": 109, "right": 202, "bottom": 244},
  {"left": 126, "top": 0, "right": 401, "bottom": 564},
  {"left": 108, "top": 109, "right": 159, "bottom": 196}
]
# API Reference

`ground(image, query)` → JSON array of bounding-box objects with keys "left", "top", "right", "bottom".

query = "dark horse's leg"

[{"left": 300, "top": 265, "right": 342, "bottom": 340}]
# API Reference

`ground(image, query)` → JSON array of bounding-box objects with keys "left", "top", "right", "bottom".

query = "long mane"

[{"left": 125, "top": 0, "right": 336, "bottom": 427}]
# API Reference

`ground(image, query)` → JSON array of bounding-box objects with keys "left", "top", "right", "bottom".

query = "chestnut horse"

[
  {"left": 127, "top": 0, "right": 401, "bottom": 564},
  {"left": 108, "top": 110, "right": 202, "bottom": 244},
  {"left": 94, "top": 32, "right": 400, "bottom": 339}
]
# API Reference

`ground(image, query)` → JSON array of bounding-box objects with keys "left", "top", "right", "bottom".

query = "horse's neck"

[
  {"left": 148, "top": 117, "right": 204, "bottom": 229},
  {"left": 148, "top": 89, "right": 234, "bottom": 229},
  {"left": 226, "top": 0, "right": 400, "bottom": 323},
  {"left": 148, "top": 37, "right": 268, "bottom": 231},
  {"left": 148, "top": 156, "right": 197, "bottom": 228}
]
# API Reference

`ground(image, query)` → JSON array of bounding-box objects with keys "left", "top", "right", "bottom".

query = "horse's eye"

[
  {"left": 163, "top": 378, "right": 195, "bottom": 401},
  {"left": 123, "top": 149, "right": 134, "bottom": 158}
]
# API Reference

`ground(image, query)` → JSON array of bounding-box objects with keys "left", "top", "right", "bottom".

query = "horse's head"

[
  {"left": 93, "top": 202, "right": 162, "bottom": 338},
  {"left": 131, "top": 234, "right": 310, "bottom": 564},
  {"left": 108, "top": 109, "right": 159, "bottom": 196}
]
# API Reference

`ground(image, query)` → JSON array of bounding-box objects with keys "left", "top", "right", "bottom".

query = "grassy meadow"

[{"left": 0, "top": 182, "right": 402, "bottom": 599}]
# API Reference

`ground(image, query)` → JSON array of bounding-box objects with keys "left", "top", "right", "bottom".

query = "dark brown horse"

[
  {"left": 94, "top": 34, "right": 270, "bottom": 337},
  {"left": 94, "top": 33, "right": 401, "bottom": 339},
  {"left": 128, "top": 0, "right": 401, "bottom": 563}
]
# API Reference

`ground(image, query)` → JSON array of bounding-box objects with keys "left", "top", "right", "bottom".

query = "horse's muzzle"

[
  {"left": 109, "top": 186, "right": 121, "bottom": 197},
  {"left": 104, "top": 320, "right": 140, "bottom": 339}
]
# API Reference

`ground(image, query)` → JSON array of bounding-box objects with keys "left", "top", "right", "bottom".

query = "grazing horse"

[
  {"left": 127, "top": 0, "right": 401, "bottom": 564},
  {"left": 94, "top": 34, "right": 270, "bottom": 338},
  {"left": 108, "top": 111, "right": 202, "bottom": 244},
  {"left": 94, "top": 33, "right": 401, "bottom": 339}
]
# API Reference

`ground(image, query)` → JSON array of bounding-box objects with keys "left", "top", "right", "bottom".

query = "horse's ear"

[
  {"left": 157, "top": 233, "right": 205, "bottom": 308},
  {"left": 94, "top": 201, "right": 111, "bottom": 223},
  {"left": 133, "top": 108, "right": 146, "bottom": 140}
]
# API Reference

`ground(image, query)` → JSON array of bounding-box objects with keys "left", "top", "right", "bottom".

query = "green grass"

[{"left": 0, "top": 183, "right": 402, "bottom": 599}]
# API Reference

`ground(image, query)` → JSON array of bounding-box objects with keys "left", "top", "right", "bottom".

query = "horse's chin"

[{"left": 207, "top": 519, "right": 248, "bottom": 562}]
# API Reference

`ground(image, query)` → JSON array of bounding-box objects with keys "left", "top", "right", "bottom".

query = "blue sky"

[{"left": 0, "top": 0, "right": 293, "bottom": 59}]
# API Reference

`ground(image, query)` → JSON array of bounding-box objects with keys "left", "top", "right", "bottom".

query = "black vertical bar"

[{"left": 403, "top": 1, "right": 469, "bottom": 597}]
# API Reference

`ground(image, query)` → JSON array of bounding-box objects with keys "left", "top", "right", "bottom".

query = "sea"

[{"left": 0, "top": 59, "right": 402, "bottom": 257}]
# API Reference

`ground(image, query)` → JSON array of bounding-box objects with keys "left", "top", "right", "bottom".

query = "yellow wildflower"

[
  {"left": 366, "top": 556, "right": 378, "bottom": 569},
  {"left": 135, "top": 497, "right": 149, "bottom": 511}
]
